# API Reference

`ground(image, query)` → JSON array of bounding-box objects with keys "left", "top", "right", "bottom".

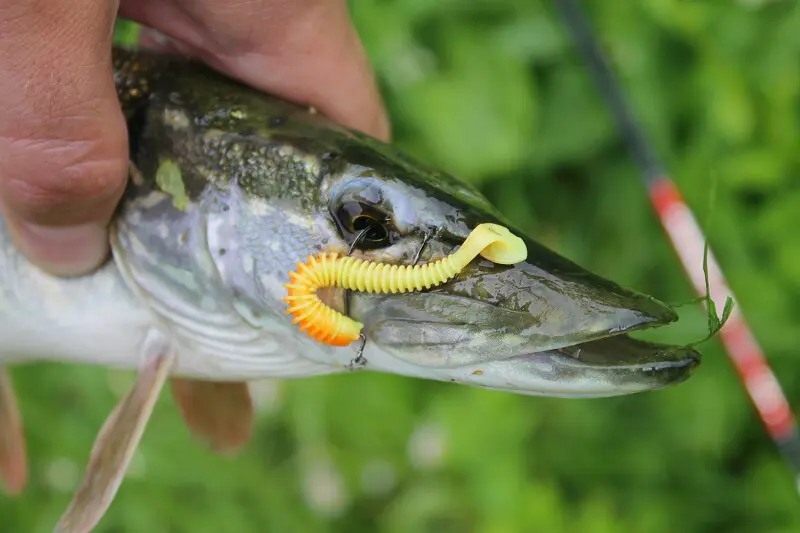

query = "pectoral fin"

[
  {"left": 54, "top": 333, "right": 176, "bottom": 533},
  {"left": 170, "top": 379, "right": 253, "bottom": 455},
  {"left": 0, "top": 367, "right": 27, "bottom": 495}
]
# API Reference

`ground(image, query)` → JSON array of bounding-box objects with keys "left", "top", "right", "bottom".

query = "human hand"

[{"left": 0, "top": 0, "right": 389, "bottom": 276}]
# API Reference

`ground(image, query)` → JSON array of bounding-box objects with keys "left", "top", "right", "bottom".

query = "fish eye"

[
  {"left": 334, "top": 202, "right": 397, "bottom": 250},
  {"left": 353, "top": 214, "right": 389, "bottom": 242}
]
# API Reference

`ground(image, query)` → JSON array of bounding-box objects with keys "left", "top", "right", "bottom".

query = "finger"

[
  {"left": 137, "top": 25, "right": 181, "bottom": 54},
  {"left": 0, "top": 0, "right": 128, "bottom": 277},
  {"left": 119, "top": 0, "right": 390, "bottom": 141}
]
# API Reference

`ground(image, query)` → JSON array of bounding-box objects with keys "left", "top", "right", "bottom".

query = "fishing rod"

[{"left": 552, "top": 0, "right": 800, "bottom": 492}]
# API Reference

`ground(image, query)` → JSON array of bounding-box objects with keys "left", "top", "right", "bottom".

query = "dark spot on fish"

[
  {"left": 168, "top": 91, "right": 183, "bottom": 105},
  {"left": 179, "top": 231, "right": 189, "bottom": 244},
  {"left": 269, "top": 116, "right": 286, "bottom": 128},
  {"left": 218, "top": 248, "right": 226, "bottom": 256},
  {"left": 222, "top": 204, "right": 230, "bottom": 212}
]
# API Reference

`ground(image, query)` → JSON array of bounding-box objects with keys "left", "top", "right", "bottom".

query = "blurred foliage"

[{"left": 4, "top": 0, "right": 800, "bottom": 531}]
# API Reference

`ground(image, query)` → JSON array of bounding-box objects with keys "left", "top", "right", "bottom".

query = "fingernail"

[
  {"left": 375, "top": 111, "right": 392, "bottom": 143},
  {"left": 138, "top": 27, "right": 177, "bottom": 52},
  {"left": 8, "top": 220, "right": 109, "bottom": 277}
]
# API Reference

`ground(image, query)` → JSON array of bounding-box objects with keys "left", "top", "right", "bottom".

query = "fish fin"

[
  {"left": 54, "top": 332, "right": 175, "bottom": 533},
  {"left": 0, "top": 367, "right": 27, "bottom": 495},
  {"left": 170, "top": 378, "right": 253, "bottom": 455}
]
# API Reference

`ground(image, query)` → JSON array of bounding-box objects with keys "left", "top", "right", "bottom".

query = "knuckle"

[{"left": 0, "top": 135, "right": 128, "bottom": 222}]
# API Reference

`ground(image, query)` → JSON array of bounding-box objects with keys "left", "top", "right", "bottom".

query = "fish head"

[{"left": 308, "top": 142, "right": 699, "bottom": 397}]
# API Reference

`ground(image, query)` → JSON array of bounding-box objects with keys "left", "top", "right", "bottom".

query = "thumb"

[{"left": 0, "top": 0, "right": 128, "bottom": 277}]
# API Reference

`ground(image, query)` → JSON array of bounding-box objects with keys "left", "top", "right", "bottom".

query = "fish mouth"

[
  {"left": 354, "top": 335, "right": 699, "bottom": 398},
  {"left": 467, "top": 336, "right": 701, "bottom": 398},
  {"left": 348, "top": 234, "right": 700, "bottom": 398}
]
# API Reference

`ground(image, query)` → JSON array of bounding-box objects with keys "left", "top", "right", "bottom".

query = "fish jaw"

[
  {"left": 343, "top": 331, "right": 699, "bottom": 398},
  {"left": 345, "top": 286, "right": 698, "bottom": 398},
  {"left": 339, "top": 230, "right": 698, "bottom": 397}
]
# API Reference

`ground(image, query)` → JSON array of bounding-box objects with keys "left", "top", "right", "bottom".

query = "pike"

[{"left": 0, "top": 47, "right": 701, "bottom": 532}]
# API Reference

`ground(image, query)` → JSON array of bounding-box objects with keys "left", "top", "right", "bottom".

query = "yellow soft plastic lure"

[{"left": 283, "top": 223, "right": 527, "bottom": 346}]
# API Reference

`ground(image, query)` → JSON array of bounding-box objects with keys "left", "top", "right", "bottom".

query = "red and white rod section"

[{"left": 554, "top": 0, "right": 800, "bottom": 490}]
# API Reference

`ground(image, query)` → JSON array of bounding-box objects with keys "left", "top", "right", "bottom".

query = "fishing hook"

[
  {"left": 344, "top": 224, "right": 380, "bottom": 369},
  {"left": 343, "top": 226, "right": 433, "bottom": 369},
  {"left": 345, "top": 228, "right": 434, "bottom": 370},
  {"left": 412, "top": 229, "right": 434, "bottom": 266},
  {"left": 347, "top": 333, "right": 368, "bottom": 370}
]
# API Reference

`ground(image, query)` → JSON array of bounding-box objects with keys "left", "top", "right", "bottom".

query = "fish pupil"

[
  {"left": 334, "top": 201, "right": 395, "bottom": 249},
  {"left": 353, "top": 215, "right": 388, "bottom": 243}
]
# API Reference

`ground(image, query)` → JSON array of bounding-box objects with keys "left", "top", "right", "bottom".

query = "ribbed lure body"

[{"left": 283, "top": 223, "right": 527, "bottom": 346}]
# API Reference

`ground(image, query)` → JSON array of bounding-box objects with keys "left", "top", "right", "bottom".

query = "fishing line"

[
  {"left": 552, "top": 0, "right": 800, "bottom": 493},
  {"left": 412, "top": 230, "right": 435, "bottom": 266}
]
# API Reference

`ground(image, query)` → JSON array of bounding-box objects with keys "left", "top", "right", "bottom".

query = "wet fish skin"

[{"left": 0, "top": 46, "right": 700, "bottom": 397}]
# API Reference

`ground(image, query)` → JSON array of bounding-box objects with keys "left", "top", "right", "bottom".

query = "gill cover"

[{"left": 283, "top": 223, "right": 527, "bottom": 346}]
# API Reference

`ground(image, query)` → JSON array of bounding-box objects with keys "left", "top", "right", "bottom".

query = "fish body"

[
  {"left": 0, "top": 219, "right": 151, "bottom": 372},
  {"left": 0, "top": 46, "right": 704, "bottom": 532},
  {"left": 1, "top": 46, "right": 700, "bottom": 397}
]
